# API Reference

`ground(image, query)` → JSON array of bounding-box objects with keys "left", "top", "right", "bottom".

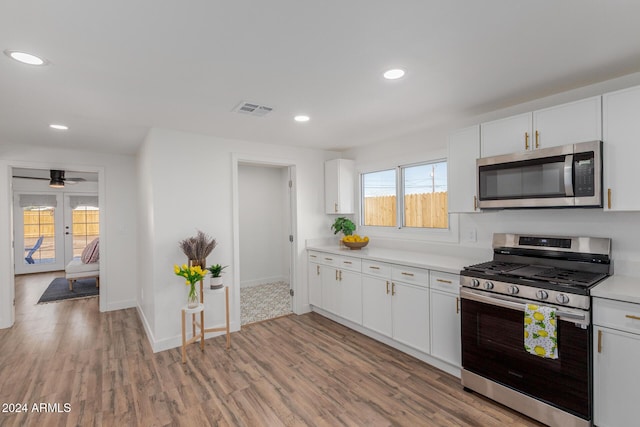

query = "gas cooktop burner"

[
  {"left": 532, "top": 268, "right": 607, "bottom": 287},
  {"left": 465, "top": 261, "right": 526, "bottom": 274}
]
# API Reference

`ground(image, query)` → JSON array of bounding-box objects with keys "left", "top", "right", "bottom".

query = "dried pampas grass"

[{"left": 179, "top": 230, "right": 216, "bottom": 262}]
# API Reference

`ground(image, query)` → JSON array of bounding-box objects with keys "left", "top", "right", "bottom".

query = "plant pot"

[{"left": 210, "top": 276, "right": 224, "bottom": 290}]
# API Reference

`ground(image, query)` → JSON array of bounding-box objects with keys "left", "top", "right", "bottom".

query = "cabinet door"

[
  {"left": 448, "top": 125, "right": 480, "bottom": 213},
  {"left": 321, "top": 266, "right": 340, "bottom": 315},
  {"left": 430, "top": 289, "right": 460, "bottom": 367},
  {"left": 392, "top": 282, "right": 429, "bottom": 353},
  {"left": 362, "top": 275, "right": 392, "bottom": 337},
  {"left": 339, "top": 269, "right": 362, "bottom": 325},
  {"left": 603, "top": 85, "right": 640, "bottom": 211},
  {"left": 593, "top": 326, "right": 640, "bottom": 427},
  {"left": 480, "top": 112, "right": 532, "bottom": 157},
  {"left": 308, "top": 262, "right": 322, "bottom": 307},
  {"left": 533, "top": 96, "right": 601, "bottom": 150},
  {"left": 325, "top": 159, "right": 355, "bottom": 214}
]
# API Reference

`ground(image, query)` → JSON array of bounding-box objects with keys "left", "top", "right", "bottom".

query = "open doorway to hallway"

[{"left": 238, "top": 163, "right": 293, "bottom": 325}]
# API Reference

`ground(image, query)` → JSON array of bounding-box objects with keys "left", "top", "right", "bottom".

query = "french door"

[
  {"left": 13, "top": 193, "right": 99, "bottom": 275},
  {"left": 13, "top": 193, "right": 65, "bottom": 274}
]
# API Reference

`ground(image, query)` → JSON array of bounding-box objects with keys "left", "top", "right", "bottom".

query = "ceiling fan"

[{"left": 13, "top": 169, "right": 86, "bottom": 188}]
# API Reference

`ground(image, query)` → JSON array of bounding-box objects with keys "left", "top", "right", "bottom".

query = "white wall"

[
  {"left": 0, "top": 144, "right": 138, "bottom": 328},
  {"left": 137, "top": 128, "right": 334, "bottom": 352},
  {"left": 343, "top": 72, "right": 640, "bottom": 276},
  {"left": 238, "top": 164, "right": 288, "bottom": 288}
]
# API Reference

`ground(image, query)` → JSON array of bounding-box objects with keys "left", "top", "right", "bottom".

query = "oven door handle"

[{"left": 460, "top": 288, "right": 589, "bottom": 325}]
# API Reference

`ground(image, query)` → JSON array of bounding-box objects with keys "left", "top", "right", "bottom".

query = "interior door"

[{"left": 13, "top": 193, "right": 65, "bottom": 274}]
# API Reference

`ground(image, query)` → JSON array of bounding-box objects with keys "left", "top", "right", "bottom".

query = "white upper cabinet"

[
  {"left": 603, "top": 85, "right": 640, "bottom": 211},
  {"left": 480, "top": 96, "right": 602, "bottom": 158},
  {"left": 325, "top": 159, "right": 355, "bottom": 214},
  {"left": 533, "top": 96, "right": 602, "bottom": 149},
  {"left": 481, "top": 112, "right": 532, "bottom": 157},
  {"left": 448, "top": 125, "right": 480, "bottom": 213}
]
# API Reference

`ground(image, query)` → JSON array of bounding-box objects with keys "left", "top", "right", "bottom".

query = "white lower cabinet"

[
  {"left": 392, "top": 280, "right": 429, "bottom": 353},
  {"left": 320, "top": 256, "right": 362, "bottom": 325},
  {"left": 362, "top": 262, "right": 429, "bottom": 353},
  {"left": 429, "top": 271, "right": 461, "bottom": 367},
  {"left": 362, "top": 275, "right": 393, "bottom": 337},
  {"left": 308, "top": 256, "right": 322, "bottom": 307},
  {"left": 593, "top": 298, "right": 640, "bottom": 427},
  {"left": 308, "top": 250, "right": 460, "bottom": 373}
]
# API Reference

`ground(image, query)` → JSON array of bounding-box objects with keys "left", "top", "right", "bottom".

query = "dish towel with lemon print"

[{"left": 524, "top": 304, "right": 558, "bottom": 359}]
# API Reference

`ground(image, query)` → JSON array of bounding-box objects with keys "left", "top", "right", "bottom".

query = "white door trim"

[
  {"left": 0, "top": 160, "right": 106, "bottom": 329},
  {"left": 231, "top": 153, "right": 299, "bottom": 329}
]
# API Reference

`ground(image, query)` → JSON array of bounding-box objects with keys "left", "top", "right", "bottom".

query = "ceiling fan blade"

[
  {"left": 65, "top": 177, "right": 86, "bottom": 183},
  {"left": 12, "top": 176, "right": 49, "bottom": 180}
]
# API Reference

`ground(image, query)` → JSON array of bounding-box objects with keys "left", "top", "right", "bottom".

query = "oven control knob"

[
  {"left": 536, "top": 290, "right": 549, "bottom": 300},
  {"left": 556, "top": 293, "right": 570, "bottom": 304},
  {"left": 508, "top": 285, "right": 519, "bottom": 295},
  {"left": 484, "top": 281, "right": 494, "bottom": 290},
  {"left": 471, "top": 279, "right": 480, "bottom": 287}
]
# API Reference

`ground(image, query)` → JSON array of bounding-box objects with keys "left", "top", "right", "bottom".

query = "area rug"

[
  {"left": 241, "top": 281, "right": 292, "bottom": 325},
  {"left": 37, "top": 277, "right": 98, "bottom": 304}
]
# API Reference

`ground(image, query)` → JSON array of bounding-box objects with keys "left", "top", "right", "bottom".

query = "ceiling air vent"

[{"left": 232, "top": 101, "right": 274, "bottom": 117}]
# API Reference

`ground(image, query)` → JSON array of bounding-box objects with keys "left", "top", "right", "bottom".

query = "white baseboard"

[{"left": 136, "top": 305, "right": 157, "bottom": 352}]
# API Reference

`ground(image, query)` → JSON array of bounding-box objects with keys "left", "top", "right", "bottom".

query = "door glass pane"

[
  {"left": 23, "top": 206, "right": 55, "bottom": 265},
  {"left": 72, "top": 206, "right": 100, "bottom": 258}
]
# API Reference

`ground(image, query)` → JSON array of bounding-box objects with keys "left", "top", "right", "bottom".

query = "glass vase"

[{"left": 187, "top": 285, "right": 199, "bottom": 308}]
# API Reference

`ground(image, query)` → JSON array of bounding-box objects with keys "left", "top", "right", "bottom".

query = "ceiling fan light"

[{"left": 49, "top": 179, "right": 64, "bottom": 188}]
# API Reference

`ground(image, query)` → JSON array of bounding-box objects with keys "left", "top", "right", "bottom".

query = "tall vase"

[{"left": 187, "top": 283, "right": 199, "bottom": 308}]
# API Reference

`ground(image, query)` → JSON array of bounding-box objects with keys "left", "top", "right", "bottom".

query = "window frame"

[{"left": 358, "top": 159, "right": 458, "bottom": 243}]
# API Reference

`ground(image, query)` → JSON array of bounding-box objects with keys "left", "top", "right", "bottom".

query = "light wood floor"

[{"left": 0, "top": 273, "right": 543, "bottom": 426}]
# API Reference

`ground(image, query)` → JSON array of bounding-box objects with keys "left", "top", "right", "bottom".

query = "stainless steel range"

[{"left": 460, "top": 233, "right": 612, "bottom": 427}]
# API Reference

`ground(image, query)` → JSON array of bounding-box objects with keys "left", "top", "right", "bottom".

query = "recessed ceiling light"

[
  {"left": 294, "top": 115, "right": 310, "bottom": 122},
  {"left": 383, "top": 68, "right": 405, "bottom": 80},
  {"left": 4, "top": 49, "right": 48, "bottom": 66},
  {"left": 49, "top": 124, "right": 68, "bottom": 130}
]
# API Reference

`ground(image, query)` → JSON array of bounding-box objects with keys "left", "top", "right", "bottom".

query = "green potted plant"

[
  {"left": 207, "top": 264, "right": 228, "bottom": 289},
  {"left": 331, "top": 217, "right": 356, "bottom": 236}
]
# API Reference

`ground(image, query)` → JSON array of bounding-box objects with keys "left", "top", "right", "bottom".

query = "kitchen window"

[{"left": 361, "top": 160, "right": 448, "bottom": 230}]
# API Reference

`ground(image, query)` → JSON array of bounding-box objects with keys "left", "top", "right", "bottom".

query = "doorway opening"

[
  {"left": 11, "top": 168, "right": 100, "bottom": 304},
  {"left": 237, "top": 162, "right": 294, "bottom": 325}
]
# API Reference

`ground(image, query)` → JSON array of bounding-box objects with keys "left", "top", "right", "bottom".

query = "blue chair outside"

[{"left": 25, "top": 236, "right": 44, "bottom": 264}]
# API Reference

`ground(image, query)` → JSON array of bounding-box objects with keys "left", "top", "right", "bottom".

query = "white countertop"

[
  {"left": 591, "top": 275, "right": 640, "bottom": 305},
  {"left": 306, "top": 244, "right": 487, "bottom": 275}
]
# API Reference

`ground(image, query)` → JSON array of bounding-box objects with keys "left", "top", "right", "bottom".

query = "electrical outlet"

[{"left": 464, "top": 228, "right": 477, "bottom": 242}]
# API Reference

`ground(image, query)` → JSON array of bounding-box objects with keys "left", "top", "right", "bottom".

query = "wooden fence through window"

[{"left": 364, "top": 192, "right": 448, "bottom": 228}]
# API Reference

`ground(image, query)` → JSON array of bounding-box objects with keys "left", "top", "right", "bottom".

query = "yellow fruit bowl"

[{"left": 342, "top": 240, "right": 369, "bottom": 250}]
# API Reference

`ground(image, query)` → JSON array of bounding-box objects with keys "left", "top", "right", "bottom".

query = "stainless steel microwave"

[{"left": 477, "top": 140, "right": 602, "bottom": 209}]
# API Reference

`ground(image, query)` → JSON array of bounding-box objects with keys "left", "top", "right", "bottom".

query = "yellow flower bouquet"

[{"left": 174, "top": 264, "right": 208, "bottom": 307}]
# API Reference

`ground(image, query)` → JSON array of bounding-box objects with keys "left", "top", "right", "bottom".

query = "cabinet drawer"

[
  {"left": 308, "top": 251, "right": 323, "bottom": 263},
  {"left": 362, "top": 260, "right": 391, "bottom": 278},
  {"left": 338, "top": 256, "right": 361, "bottom": 272},
  {"left": 594, "top": 298, "right": 640, "bottom": 335},
  {"left": 317, "top": 253, "right": 339, "bottom": 267},
  {"left": 392, "top": 265, "right": 428, "bottom": 286},
  {"left": 430, "top": 271, "right": 460, "bottom": 294}
]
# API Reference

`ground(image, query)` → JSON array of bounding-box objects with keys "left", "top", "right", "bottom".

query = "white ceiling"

[{"left": 2, "top": 1, "right": 640, "bottom": 155}]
